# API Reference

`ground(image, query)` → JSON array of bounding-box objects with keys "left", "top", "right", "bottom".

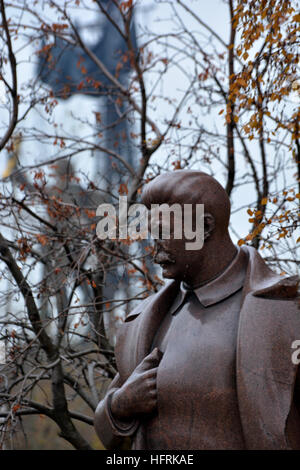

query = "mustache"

[{"left": 154, "top": 251, "right": 176, "bottom": 264}]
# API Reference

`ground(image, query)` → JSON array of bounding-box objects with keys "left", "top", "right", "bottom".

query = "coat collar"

[{"left": 170, "top": 247, "right": 248, "bottom": 312}]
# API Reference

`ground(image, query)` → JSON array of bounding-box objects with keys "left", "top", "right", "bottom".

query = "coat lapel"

[
  {"left": 134, "top": 280, "right": 179, "bottom": 364},
  {"left": 115, "top": 280, "right": 179, "bottom": 380}
]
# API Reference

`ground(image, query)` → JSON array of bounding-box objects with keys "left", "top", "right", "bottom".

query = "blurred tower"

[{"left": 37, "top": 0, "right": 138, "bottom": 193}]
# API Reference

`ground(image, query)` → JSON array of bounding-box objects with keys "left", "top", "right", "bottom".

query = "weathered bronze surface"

[{"left": 94, "top": 170, "right": 300, "bottom": 450}]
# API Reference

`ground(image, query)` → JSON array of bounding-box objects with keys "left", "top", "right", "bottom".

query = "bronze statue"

[{"left": 94, "top": 170, "right": 300, "bottom": 450}]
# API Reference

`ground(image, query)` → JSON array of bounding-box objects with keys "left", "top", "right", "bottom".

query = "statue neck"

[{"left": 183, "top": 236, "right": 238, "bottom": 288}]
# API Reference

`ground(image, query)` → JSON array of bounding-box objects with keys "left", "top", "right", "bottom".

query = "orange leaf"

[
  {"left": 118, "top": 183, "right": 128, "bottom": 195},
  {"left": 36, "top": 234, "right": 48, "bottom": 246},
  {"left": 127, "top": 268, "right": 137, "bottom": 274},
  {"left": 94, "top": 112, "right": 101, "bottom": 123}
]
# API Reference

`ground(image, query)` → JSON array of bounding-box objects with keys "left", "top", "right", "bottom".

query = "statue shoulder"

[
  {"left": 253, "top": 274, "right": 300, "bottom": 300},
  {"left": 242, "top": 246, "right": 300, "bottom": 300}
]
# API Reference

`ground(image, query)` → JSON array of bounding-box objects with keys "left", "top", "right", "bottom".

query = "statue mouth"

[{"left": 154, "top": 251, "right": 176, "bottom": 266}]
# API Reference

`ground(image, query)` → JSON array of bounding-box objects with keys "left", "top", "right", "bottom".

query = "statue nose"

[{"left": 156, "top": 239, "right": 163, "bottom": 247}]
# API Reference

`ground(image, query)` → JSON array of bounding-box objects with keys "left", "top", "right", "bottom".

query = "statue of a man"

[{"left": 94, "top": 170, "right": 300, "bottom": 450}]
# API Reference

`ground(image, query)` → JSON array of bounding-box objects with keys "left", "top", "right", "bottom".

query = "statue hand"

[{"left": 110, "top": 347, "right": 163, "bottom": 420}]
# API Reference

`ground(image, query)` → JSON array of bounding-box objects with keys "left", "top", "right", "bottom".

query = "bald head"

[{"left": 142, "top": 170, "right": 231, "bottom": 235}]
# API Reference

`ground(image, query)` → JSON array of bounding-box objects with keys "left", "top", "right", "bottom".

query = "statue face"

[
  {"left": 154, "top": 237, "right": 189, "bottom": 280},
  {"left": 153, "top": 232, "right": 201, "bottom": 281},
  {"left": 151, "top": 209, "right": 215, "bottom": 282}
]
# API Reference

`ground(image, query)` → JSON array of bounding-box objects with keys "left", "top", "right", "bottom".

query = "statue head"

[{"left": 142, "top": 170, "right": 233, "bottom": 284}]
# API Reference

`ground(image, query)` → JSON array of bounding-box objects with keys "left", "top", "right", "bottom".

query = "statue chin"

[{"left": 159, "top": 263, "right": 177, "bottom": 279}]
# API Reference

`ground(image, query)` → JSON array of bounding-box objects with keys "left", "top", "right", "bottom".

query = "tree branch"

[
  {"left": 0, "top": 0, "right": 18, "bottom": 152},
  {"left": 226, "top": 0, "right": 236, "bottom": 196},
  {"left": 0, "top": 232, "right": 56, "bottom": 360}
]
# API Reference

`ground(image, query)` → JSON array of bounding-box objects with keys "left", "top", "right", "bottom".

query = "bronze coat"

[{"left": 94, "top": 245, "right": 300, "bottom": 449}]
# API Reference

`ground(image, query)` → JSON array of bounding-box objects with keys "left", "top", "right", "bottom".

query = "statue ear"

[{"left": 203, "top": 213, "right": 215, "bottom": 240}]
